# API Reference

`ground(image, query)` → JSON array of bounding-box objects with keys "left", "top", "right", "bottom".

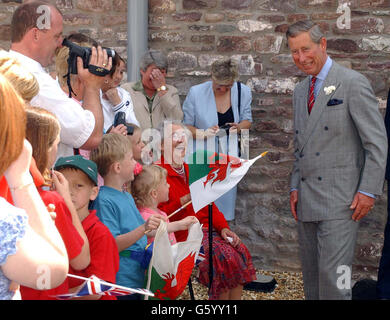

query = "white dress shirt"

[{"left": 9, "top": 50, "right": 95, "bottom": 160}]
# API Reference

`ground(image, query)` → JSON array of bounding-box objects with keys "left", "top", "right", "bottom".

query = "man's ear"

[
  {"left": 90, "top": 186, "right": 99, "bottom": 201},
  {"left": 320, "top": 37, "right": 327, "bottom": 51},
  {"left": 31, "top": 27, "right": 40, "bottom": 42}
]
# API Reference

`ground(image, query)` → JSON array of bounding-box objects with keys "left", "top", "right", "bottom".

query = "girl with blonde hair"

[
  {"left": 0, "top": 50, "right": 39, "bottom": 102},
  {"left": 131, "top": 164, "right": 196, "bottom": 244}
]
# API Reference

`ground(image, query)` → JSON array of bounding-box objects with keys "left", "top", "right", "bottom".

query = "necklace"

[{"left": 171, "top": 164, "right": 185, "bottom": 175}]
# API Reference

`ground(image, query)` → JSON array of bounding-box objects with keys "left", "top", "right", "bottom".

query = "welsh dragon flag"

[
  {"left": 144, "top": 220, "right": 203, "bottom": 300},
  {"left": 188, "top": 150, "right": 268, "bottom": 213}
]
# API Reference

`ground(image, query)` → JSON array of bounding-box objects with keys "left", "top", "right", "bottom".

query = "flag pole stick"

[
  {"left": 66, "top": 274, "right": 154, "bottom": 296},
  {"left": 167, "top": 200, "right": 192, "bottom": 219},
  {"left": 144, "top": 200, "right": 192, "bottom": 234},
  {"left": 208, "top": 203, "right": 213, "bottom": 296}
]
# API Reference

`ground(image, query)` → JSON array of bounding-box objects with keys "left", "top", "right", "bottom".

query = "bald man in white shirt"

[{"left": 10, "top": 1, "right": 111, "bottom": 159}]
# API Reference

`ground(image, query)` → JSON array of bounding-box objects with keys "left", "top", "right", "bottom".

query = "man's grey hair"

[
  {"left": 139, "top": 49, "right": 168, "bottom": 71},
  {"left": 286, "top": 20, "right": 325, "bottom": 44}
]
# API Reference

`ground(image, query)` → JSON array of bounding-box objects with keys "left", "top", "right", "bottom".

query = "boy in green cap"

[{"left": 54, "top": 155, "right": 119, "bottom": 300}]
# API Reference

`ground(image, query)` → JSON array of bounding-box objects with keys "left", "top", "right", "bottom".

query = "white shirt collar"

[{"left": 8, "top": 50, "right": 46, "bottom": 73}]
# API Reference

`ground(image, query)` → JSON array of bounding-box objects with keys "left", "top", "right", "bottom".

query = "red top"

[
  {"left": 68, "top": 210, "right": 120, "bottom": 300},
  {"left": 157, "top": 157, "right": 229, "bottom": 242},
  {"left": 0, "top": 157, "right": 46, "bottom": 204},
  {"left": 20, "top": 189, "right": 84, "bottom": 300}
]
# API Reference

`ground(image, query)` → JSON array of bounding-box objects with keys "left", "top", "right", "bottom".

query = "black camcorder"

[{"left": 62, "top": 38, "right": 115, "bottom": 75}]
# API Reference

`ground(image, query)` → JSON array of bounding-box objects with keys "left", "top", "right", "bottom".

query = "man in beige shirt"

[{"left": 121, "top": 50, "right": 183, "bottom": 131}]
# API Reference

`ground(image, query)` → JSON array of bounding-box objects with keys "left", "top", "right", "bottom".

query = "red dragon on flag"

[{"left": 203, "top": 152, "right": 243, "bottom": 188}]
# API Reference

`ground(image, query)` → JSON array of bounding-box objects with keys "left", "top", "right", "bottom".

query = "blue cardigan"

[
  {"left": 182, "top": 80, "right": 252, "bottom": 130},
  {"left": 182, "top": 80, "right": 252, "bottom": 221}
]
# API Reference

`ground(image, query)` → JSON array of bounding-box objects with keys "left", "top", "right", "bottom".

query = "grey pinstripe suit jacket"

[{"left": 290, "top": 61, "right": 388, "bottom": 222}]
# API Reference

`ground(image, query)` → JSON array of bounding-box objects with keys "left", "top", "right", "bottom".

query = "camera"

[
  {"left": 113, "top": 112, "right": 134, "bottom": 135},
  {"left": 218, "top": 124, "right": 231, "bottom": 134},
  {"left": 62, "top": 38, "right": 115, "bottom": 75}
]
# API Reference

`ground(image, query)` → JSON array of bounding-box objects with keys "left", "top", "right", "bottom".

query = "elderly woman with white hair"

[
  {"left": 156, "top": 121, "right": 256, "bottom": 300},
  {"left": 182, "top": 57, "right": 253, "bottom": 221},
  {"left": 121, "top": 49, "right": 183, "bottom": 131}
]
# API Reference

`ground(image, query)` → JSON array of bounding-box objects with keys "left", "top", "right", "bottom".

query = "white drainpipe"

[{"left": 126, "top": 0, "right": 148, "bottom": 82}]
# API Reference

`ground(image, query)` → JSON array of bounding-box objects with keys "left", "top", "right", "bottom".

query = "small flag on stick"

[{"left": 54, "top": 274, "right": 154, "bottom": 299}]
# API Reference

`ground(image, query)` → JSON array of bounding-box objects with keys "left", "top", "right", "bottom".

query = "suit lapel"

[{"left": 299, "top": 62, "right": 341, "bottom": 151}]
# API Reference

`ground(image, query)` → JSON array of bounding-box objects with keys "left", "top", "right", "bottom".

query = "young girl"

[
  {"left": 111, "top": 122, "right": 145, "bottom": 162},
  {"left": 20, "top": 106, "right": 91, "bottom": 300},
  {"left": 102, "top": 54, "right": 139, "bottom": 132},
  {"left": 132, "top": 165, "right": 195, "bottom": 244}
]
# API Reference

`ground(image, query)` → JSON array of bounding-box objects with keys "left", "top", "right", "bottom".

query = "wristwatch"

[{"left": 157, "top": 85, "right": 167, "bottom": 92}]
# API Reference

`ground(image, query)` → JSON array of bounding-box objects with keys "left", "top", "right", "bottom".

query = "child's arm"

[
  {"left": 166, "top": 216, "right": 198, "bottom": 234},
  {"left": 145, "top": 216, "right": 198, "bottom": 238},
  {"left": 116, "top": 214, "right": 164, "bottom": 252},
  {"left": 52, "top": 171, "right": 91, "bottom": 270}
]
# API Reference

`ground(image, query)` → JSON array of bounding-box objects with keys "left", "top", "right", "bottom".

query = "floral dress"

[{"left": 0, "top": 197, "right": 28, "bottom": 300}]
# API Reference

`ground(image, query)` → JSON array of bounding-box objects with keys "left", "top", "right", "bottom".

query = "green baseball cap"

[{"left": 54, "top": 155, "right": 98, "bottom": 185}]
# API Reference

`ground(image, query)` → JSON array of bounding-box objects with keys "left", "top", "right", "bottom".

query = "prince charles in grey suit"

[{"left": 287, "top": 20, "right": 388, "bottom": 299}]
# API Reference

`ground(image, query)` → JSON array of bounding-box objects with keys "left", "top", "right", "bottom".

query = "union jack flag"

[
  {"left": 54, "top": 274, "right": 154, "bottom": 300},
  {"left": 195, "top": 245, "right": 205, "bottom": 266}
]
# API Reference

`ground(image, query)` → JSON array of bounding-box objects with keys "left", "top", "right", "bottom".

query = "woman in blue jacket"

[{"left": 182, "top": 58, "right": 252, "bottom": 221}]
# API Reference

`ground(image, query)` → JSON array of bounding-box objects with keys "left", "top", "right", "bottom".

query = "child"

[
  {"left": 132, "top": 164, "right": 196, "bottom": 245},
  {"left": 90, "top": 134, "right": 196, "bottom": 300},
  {"left": 20, "top": 107, "right": 90, "bottom": 300},
  {"left": 54, "top": 155, "right": 119, "bottom": 300},
  {"left": 90, "top": 133, "right": 163, "bottom": 300},
  {"left": 110, "top": 122, "right": 145, "bottom": 164},
  {"left": 127, "top": 124, "right": 145, "bottom": 163}
]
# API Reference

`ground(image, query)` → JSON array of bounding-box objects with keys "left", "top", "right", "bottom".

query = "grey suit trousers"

[{"left": 297, "top": 219, "right": 359, "bottom": 300}]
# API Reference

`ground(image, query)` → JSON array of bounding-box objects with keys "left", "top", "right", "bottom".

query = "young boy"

[
  {"left": 90, "top": 133, "right": 163, "bottom": 300},
  {"left": 54, "top": 155, "right": 120, "bottom": 300}
]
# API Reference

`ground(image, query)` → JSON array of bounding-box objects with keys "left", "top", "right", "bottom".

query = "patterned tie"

[{"left": 308, "top": 76, "right": 317, "bottom": 114}]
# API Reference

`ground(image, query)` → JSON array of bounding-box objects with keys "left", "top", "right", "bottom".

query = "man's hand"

[
  {"left": 290, "top": 190, "right": 298, "bottom": 221},
  {"left": 350, "top": 192, "right": 375, "bottom": 221},
  {"left": 78, "top": 46, "right": 112, "bottom": 90},
  {"left": 150, "top": 68, "right": 166, "bottom": 91}
]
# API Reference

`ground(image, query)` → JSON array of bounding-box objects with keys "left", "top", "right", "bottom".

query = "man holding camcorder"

[{"left": 9, "top": 1, "right": 111, "bottom": 160}]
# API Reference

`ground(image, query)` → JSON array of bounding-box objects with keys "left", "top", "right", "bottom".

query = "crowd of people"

[
  {"left": 1, "top": 1, "right": 389, "bottom": 301},
  {"left": 0, "top": 1, "right": 256, "bottom": 301}
]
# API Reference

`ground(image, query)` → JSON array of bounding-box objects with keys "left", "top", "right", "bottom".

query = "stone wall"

[{"left": 1, "top": 0, "right": 390, "bottom": 280}]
